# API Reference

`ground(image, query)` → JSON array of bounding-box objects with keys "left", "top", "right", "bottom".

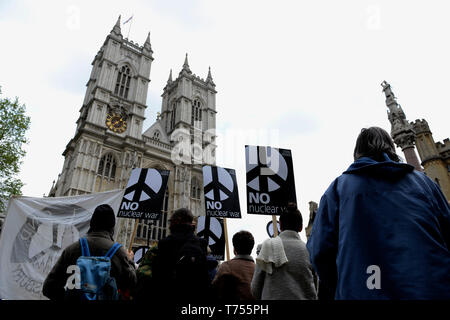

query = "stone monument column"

[{"left": 381, "top": 81, "right": 423, "bottom": 171}]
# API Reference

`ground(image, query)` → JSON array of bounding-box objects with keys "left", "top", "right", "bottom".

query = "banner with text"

[
  {"left": 196, "top": 216, "right": 225, "bottom": 261},
  {"left": 117, "top": 168, "right": 170, "bottom": 220},
  {"left": 245, "top": 145, "right": 297, "bottom": 215},
  {"left": 202, "top": 165, "right": 241, "bottom": 219},
  {"left": 0, "top": 189, "right": 124, "bottom": 300}
]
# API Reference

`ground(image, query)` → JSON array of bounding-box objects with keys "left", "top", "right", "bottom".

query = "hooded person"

[
  {"left": 307, "top": 127, "right": 450, "bottom": 300},
  {"left": 43, "top": 204, "right": 137, "bottom": 300},
  {"left": 148, "top": 208, "right": 211, "bottom": 301}
]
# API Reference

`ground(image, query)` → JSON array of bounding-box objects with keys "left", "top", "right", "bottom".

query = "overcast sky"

[{"left": 1, "top": 0, "right": 449, "bottom": 255}]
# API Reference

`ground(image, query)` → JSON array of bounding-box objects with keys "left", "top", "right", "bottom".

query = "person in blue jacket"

[{"left": 307, "top": 126, "right": 450, "bottom": 300}]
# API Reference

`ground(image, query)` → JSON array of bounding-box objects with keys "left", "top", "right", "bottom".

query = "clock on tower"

[{"left": 106, "top": 111, "right": 127, "bottom": 133}]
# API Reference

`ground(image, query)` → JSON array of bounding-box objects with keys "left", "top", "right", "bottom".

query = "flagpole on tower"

[
  {"left": 127, "top": 18, "right": 132, "bottom": 39},
  {"left": 123, "top": 15, "right": 134, "bottom": 39}
]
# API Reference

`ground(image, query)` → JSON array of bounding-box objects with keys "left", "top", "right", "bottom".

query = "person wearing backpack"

[
  {"left": 42, "top": 204, "right": 137, "bottom": 300},
  {"left": 149, "top": 208, "right": 211, "bottom": 302}
]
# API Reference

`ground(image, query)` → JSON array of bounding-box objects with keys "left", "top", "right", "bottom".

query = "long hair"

[{"left": 353, "top": 127, "right": 400, "bottom": 162}]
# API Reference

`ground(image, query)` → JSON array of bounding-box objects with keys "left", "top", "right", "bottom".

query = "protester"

[
  {"left": 42, "top": 204, "right": 137, "bottom": 300},
  {"left": 131, "top": 243, "right": 159, "bottom": 300},
  {"left": 206, "top": 247, "right": 219, "bottom": 283},
  {"left": 307, "top": 126, "right": 450, "bottom": 299},
  {"left": 251, "top": 203, "right": 317, "bottom": 300},
  {"left": 150, "top": 208, "right": 211, "bottom": 301},
  {"left": 212, "top": 230, "right": 256, "bottom": 300}
]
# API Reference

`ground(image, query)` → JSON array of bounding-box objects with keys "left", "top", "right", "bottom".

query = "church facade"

[{"left": 48, "top": 17, "right": 217, "bottom": 249}]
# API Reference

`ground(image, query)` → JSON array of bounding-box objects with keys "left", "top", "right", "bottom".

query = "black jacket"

[
  {"left": 42, "top": 231, "right": 136, "bottom": 300},
  {"left": 151, "top": 224, "right": 211, "bottom": 301}
]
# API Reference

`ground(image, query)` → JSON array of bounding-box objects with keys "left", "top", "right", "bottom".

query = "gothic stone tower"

[
  {"left": 305, "top": 201, "right": 318, "bottom": 240},
  {"left": 49, "top": 17, "right": 218, "bottom": 248},
  {"left": 142, "top": 53, "right": 217, "bottom": 221},
  {"left": 50, "top": 16, "right": 153, "bottom": 198},
  {"left": 412, "top": 119, "right": 450, "bottom": 200},
  {"left": 381, "top": 81, "right": 450, "bottom": 201}
]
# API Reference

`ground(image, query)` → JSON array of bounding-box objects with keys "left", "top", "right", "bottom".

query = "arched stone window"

[
  {"left": 191, "top": 177, "right": 201, "bottom": 199},
  {"left": 191, "top": 99, "right": 202, "bottom": 129},
  {"left": 170, "top": 103, "right": 177, "bottom": 130},
  {"left": 97, "top": 153, "right": 117, "bottom": 179},
  {"left": 136, "top": 190, "right": 169, "bottom": 241},
  {"left": 155, "top": 190, "right": 169, "bottom": 240},
  {"left": 114, "top": 65, "right": 131, "bottom": 99},
  {"left": 153, "top": 130, "right": 161, "bottom": 141}
]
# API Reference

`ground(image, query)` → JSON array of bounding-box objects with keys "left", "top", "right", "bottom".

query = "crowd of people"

[{"left": 42, "top": 127, "right": 450, "bottom": 300}]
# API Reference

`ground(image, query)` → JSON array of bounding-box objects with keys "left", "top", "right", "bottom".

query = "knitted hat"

[{"left": 89, "top": 204, "right": 116, "bottom": 232}]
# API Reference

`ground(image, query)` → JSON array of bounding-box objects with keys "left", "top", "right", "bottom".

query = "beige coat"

[{"left": 212, "top": 255, "right": 255, "bottom": 300}]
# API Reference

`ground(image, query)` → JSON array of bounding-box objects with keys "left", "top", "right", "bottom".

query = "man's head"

[
  {"left": 279, "top": 202, "right": 303, "bottom": 232},
  {"left": 89, "top": 204, "right": 116, "bottom": 234},
  {"left": 169, "top": 208, "right": 194, "bottom": 233},
  {"left": 232, "top": 230, "right": 255, "bottom": 256},
  {"left": 353, "top": 126, "right": 400, "bottom": 162}
]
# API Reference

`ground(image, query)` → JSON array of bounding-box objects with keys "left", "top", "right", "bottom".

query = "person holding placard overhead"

[{"left": 251, "top": 203, "right": 317, "bottom": 300}]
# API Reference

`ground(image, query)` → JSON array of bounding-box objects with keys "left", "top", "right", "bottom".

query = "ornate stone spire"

[
  {"left": 206, "top": 66, "right": 215, "bottom": 86},
  {"left": 182, "top": 53, "right": 192, "bottom": 74},
  {"left": 381, "top": 80, "right": 407, "bottom": 128},
  {"left": 111, "top": 15, "right": 122, "bottom": 37},
  {"left": 143, "top": 32, "right": 152, "bottom": 53},
  {"left": 381, "top": 81, "right": 422, "bottom": 171},
  {"left": 167, "top": 69, "right": 173, "bottom": 83}
]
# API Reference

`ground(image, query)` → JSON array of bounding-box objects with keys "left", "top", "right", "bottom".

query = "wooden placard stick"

[
  {"left": 272, "top": 215, "right": 278, "bottom": 237},
  {"left": 223, "top": 218, "right": 231, "bottom": 261},
  {"left": 128, "top": 219, "right": 139, "bottom": 252}
]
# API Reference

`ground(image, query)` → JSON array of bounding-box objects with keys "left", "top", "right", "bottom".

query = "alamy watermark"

[
  {"left": 66, "top": 5, "right": 81, "bottom": 31},
  {"left": 169, "top": 121, "right": 281, "bottom": 171},
  {"left": 366, "top": 5, "right": 381, "bottom": 31},
  {"left": 366, "top": 265, "right": 381, "bottom": 290}
]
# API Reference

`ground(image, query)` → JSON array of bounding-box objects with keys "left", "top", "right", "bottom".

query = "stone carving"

[{"left": 413, "top": 119, "right": 430, "bottom": 135}]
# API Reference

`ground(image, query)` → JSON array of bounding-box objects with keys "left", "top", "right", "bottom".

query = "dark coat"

[
  {"left": 212, "top": 255, "right": 255, "bottom": 301},
  {"left": 42, "top": 231, "right": 137, "bottom": 300},
  {"left": 307, "top": 155, "right": 450, "bottom": 299},
  {"left": 151, "top": 224, "right": 211, "bottom": 301}
]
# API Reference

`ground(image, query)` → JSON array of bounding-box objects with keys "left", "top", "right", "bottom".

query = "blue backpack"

[{"left": 76, "top": 238, "right": 122, "bottom": 300}]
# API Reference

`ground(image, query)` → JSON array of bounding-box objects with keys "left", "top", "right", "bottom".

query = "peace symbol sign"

[
  {"left": 124, "top": 168, "right": 162, "bottom": 202},
  {"left": 203, "top": 166, "right": 234, "bottom": 201},
  {"left": 197, "top": 216, "right": 223, "bottom": 246},
  {"left": 245, "top": 146, "right": 288, "bottom": 193}
]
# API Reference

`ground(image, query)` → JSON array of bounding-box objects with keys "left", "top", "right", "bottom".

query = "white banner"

[{"left": 0, "top": 189, "right": 124, "bottom": 300}]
